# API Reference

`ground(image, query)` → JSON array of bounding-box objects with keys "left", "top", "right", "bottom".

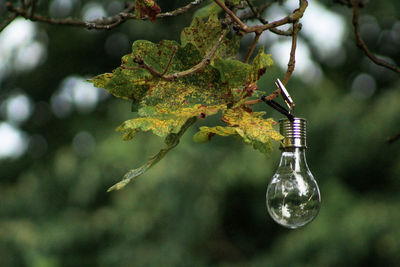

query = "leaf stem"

[{"left": 107, "top": 117, "right": 197, "bottom": 192}]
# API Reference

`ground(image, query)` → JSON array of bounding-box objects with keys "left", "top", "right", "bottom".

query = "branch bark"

[
  {"left": 213, "top": 0, "right": 308, "bottom": 34},
  {"left": 244, "top": 33, "right": 261, "bottom": 63},
  {"left": 387, "top": 131, "right": 400, "bottom": 144},
  {"left": 3, "top": 0, "right": 205, "bottom": 31}
]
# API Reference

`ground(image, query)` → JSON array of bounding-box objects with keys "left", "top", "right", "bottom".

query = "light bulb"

[{"left": 266, "top": 118, "right": 321, "bottom": 229}]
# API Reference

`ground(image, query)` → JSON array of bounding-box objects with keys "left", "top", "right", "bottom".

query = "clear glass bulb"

[{"left": 266, "top": 118, "right": 321, "bottom": 229}]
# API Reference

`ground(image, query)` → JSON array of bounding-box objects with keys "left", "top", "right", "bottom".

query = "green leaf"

[
  {"left": 107, "top": 117, "right": 197, "bottom": 192},
  {"left": 90, "top": 64, "right": 152, "bottom": 102},
  {"left": 181, "top": 14, "right": 239, "bottom": 60},
  {"left": 131, "top": 40, "right": 182, "bottom": 74},
  {"left": 213, "top": 47, "right": 273, "bottom": 94},
  {"left": 117, "top": 104, "right": 225, "bottom": 139},
  {"left": 222, "top": 108, "right": 283, "bottom": 155},
  {"left": 193, "top": 4, "right": 222, "bottom": 19},
  {"left": 193, "top": 126, "right": 237, "bottom": 143},
  {"left": 214, "top": 58, "right": 252, "bottom": 87},
  {"left": 137, "top": 43, "right": 233, "bottom": 110},
  {"left": 250, "top": 46, "right": 274, "bottom": 82}
]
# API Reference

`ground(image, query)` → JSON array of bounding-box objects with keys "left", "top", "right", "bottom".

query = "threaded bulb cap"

[{"left": 279, "top": 118, "right": 307, "bottom": 148}]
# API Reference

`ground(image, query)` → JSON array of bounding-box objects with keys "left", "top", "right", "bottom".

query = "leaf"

[
  {"left": 131, "top": 40, "right": 181, "bottom": 74},
  {"left": 117, "top": 104, "right": 225, "bottom": 139},
  {"left": 91, "top": 13, "right": 278, "bottom": 191},
  {"left": 181, "top": 14, "right": 239, "bottom": 60},
  {"left": 250, "top": 46, "right": 274, "bottom": 82},
  {"left": 193, "top": 2, "right": 222, "bottom": 19},
  {"left": 222, "top": 108, "right": 283, "bottom": 155},
  {"left": 90, "top": 39, "right": 233, "bottom": 109},
  {"left": 134, "top": 0, "right": 161, "bottom": 23},
  {"left": 214, "top": 58, "right": 252, "bottom": 87},
  {"left": 213, "top": 47, "right": 273, "bottom": 95},
  {"left": 90, "top": 64, "right": 151, "bottom": 102},
  {"left": 107, "top": 117, "right": 197, "bottom": 192},
  {"left": 193, "top": 126, "right": 237, "bottom": 143},
  {"left": 137, "top": 42, "right": 233, "bottom": 110}
]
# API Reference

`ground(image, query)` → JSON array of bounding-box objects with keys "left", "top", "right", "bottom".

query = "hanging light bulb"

[{"left": 266, "top": 118, "right": 321, "bottom": 229}]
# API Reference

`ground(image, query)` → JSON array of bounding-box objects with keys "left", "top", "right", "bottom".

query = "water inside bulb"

[{"left": 266, "top": 147, "right": 321, "bottom": 229}]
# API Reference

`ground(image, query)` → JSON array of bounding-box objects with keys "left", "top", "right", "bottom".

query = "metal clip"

[{"left": 275, "top": 78, "right": 295, "bottom": 111}]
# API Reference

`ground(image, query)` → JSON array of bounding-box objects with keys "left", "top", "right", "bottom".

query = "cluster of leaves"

[{"left": 91, "top": 12, "right": 282, "bottom": 191}]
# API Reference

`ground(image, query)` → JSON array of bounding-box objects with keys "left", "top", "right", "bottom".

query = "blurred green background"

[{"left": 1, "top": 0, "right": 400, "bottom": 266}]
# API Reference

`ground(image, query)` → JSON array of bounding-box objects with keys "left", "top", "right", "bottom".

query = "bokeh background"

[{"left": 1, "top": 0, "right": 400, "bottom": 266}]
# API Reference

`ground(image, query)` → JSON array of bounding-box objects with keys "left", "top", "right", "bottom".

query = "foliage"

[{"left": 91, "top": 15, "right": 281, "bottom": 190}]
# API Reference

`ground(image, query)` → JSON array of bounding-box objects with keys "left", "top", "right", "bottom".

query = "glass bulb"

[{"left": 266, "top": 118, "right": 321, "bottom": 229}]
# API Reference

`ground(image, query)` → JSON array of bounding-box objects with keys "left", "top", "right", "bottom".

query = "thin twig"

[
  {"left": 262, "top": 21, "right": 300, "bottom": 101},
  {"left": 387, "top": 130, "right": 400, "bottom": 144},
  {"left": 244, "top": 32, "right": 261, "bottom": 63},
  {"left": 133, "top": 55, "right": 166, "bottom": 78},
  {"left": 239, "top": 3, "right": 272, "bottom": 22},
  {"left": 282, "top": 22, "right": 301, "bottom": 85},
  {"left": 246, "top": 21, "right": 300, "bottom": 105},
  {"left": 0, "top": 13, "right": 17, "bottom": 32},
  {"left": 245, "top": 0, "right": 291, "bottom": 36},
  {"left": 252, "top": 0, "right": 307, "bottom": 33},
  {"left": 213, "top": 0, "right": 249, "bottom": 31},
  {"left": 246, "top": 0, "right": 267, "bottom": 23},
  {"left": 333, "top": 0, "right": 366, "bottom": 8},
  {"left": 28, "top": 0, "right": 37, "bottom": 18},
  {"left": 4, "top": 0, "right": 205, "bottom": 30},
  {"left": 270, "top": 27, "right": 293, "bottom": 36},
  {"left": 243, "top": 98, "right": 262, "bottom": 105},
  {"left": 214, "top": 0, "right": 308, "bottom": 34},
  {"left": 243, "top": 19, "right": 303, "bottom": 106},
  {"left": 352, "top": 0, "right": 400, "bottom": 74}
]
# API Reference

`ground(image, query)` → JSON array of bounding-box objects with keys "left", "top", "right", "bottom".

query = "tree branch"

[
  {"left": 333, "top": 0, "right": 367, "bottom": 8},
  {"left": 281, "top": 22, "right": 301, "bottom": 85},
  {"left": 214, "top": 0, "right": 308, "bottom": 34},
  {"left": 213, "top": 0, "right": 249, "bottom": 31},
  {"left": 0, "top": 13, "right": 17, "bottom": 32},
  {"left": 244, "top": 32, "right": 261, "bottom": 63},
  {"left": 387, "top": 130, "right": 400, "bottom": 144},
  {"left": 352, "top": 0, "right": 400, "bottom": 74},
  {"left": 3, "top": 0, "right": 205, "bottom": 31},
  {"left": 244, "top": 0, "right": 292, "bottom": 36},
  {"left": 243, "top": 18, "right": 303, "bottom": 106}
]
